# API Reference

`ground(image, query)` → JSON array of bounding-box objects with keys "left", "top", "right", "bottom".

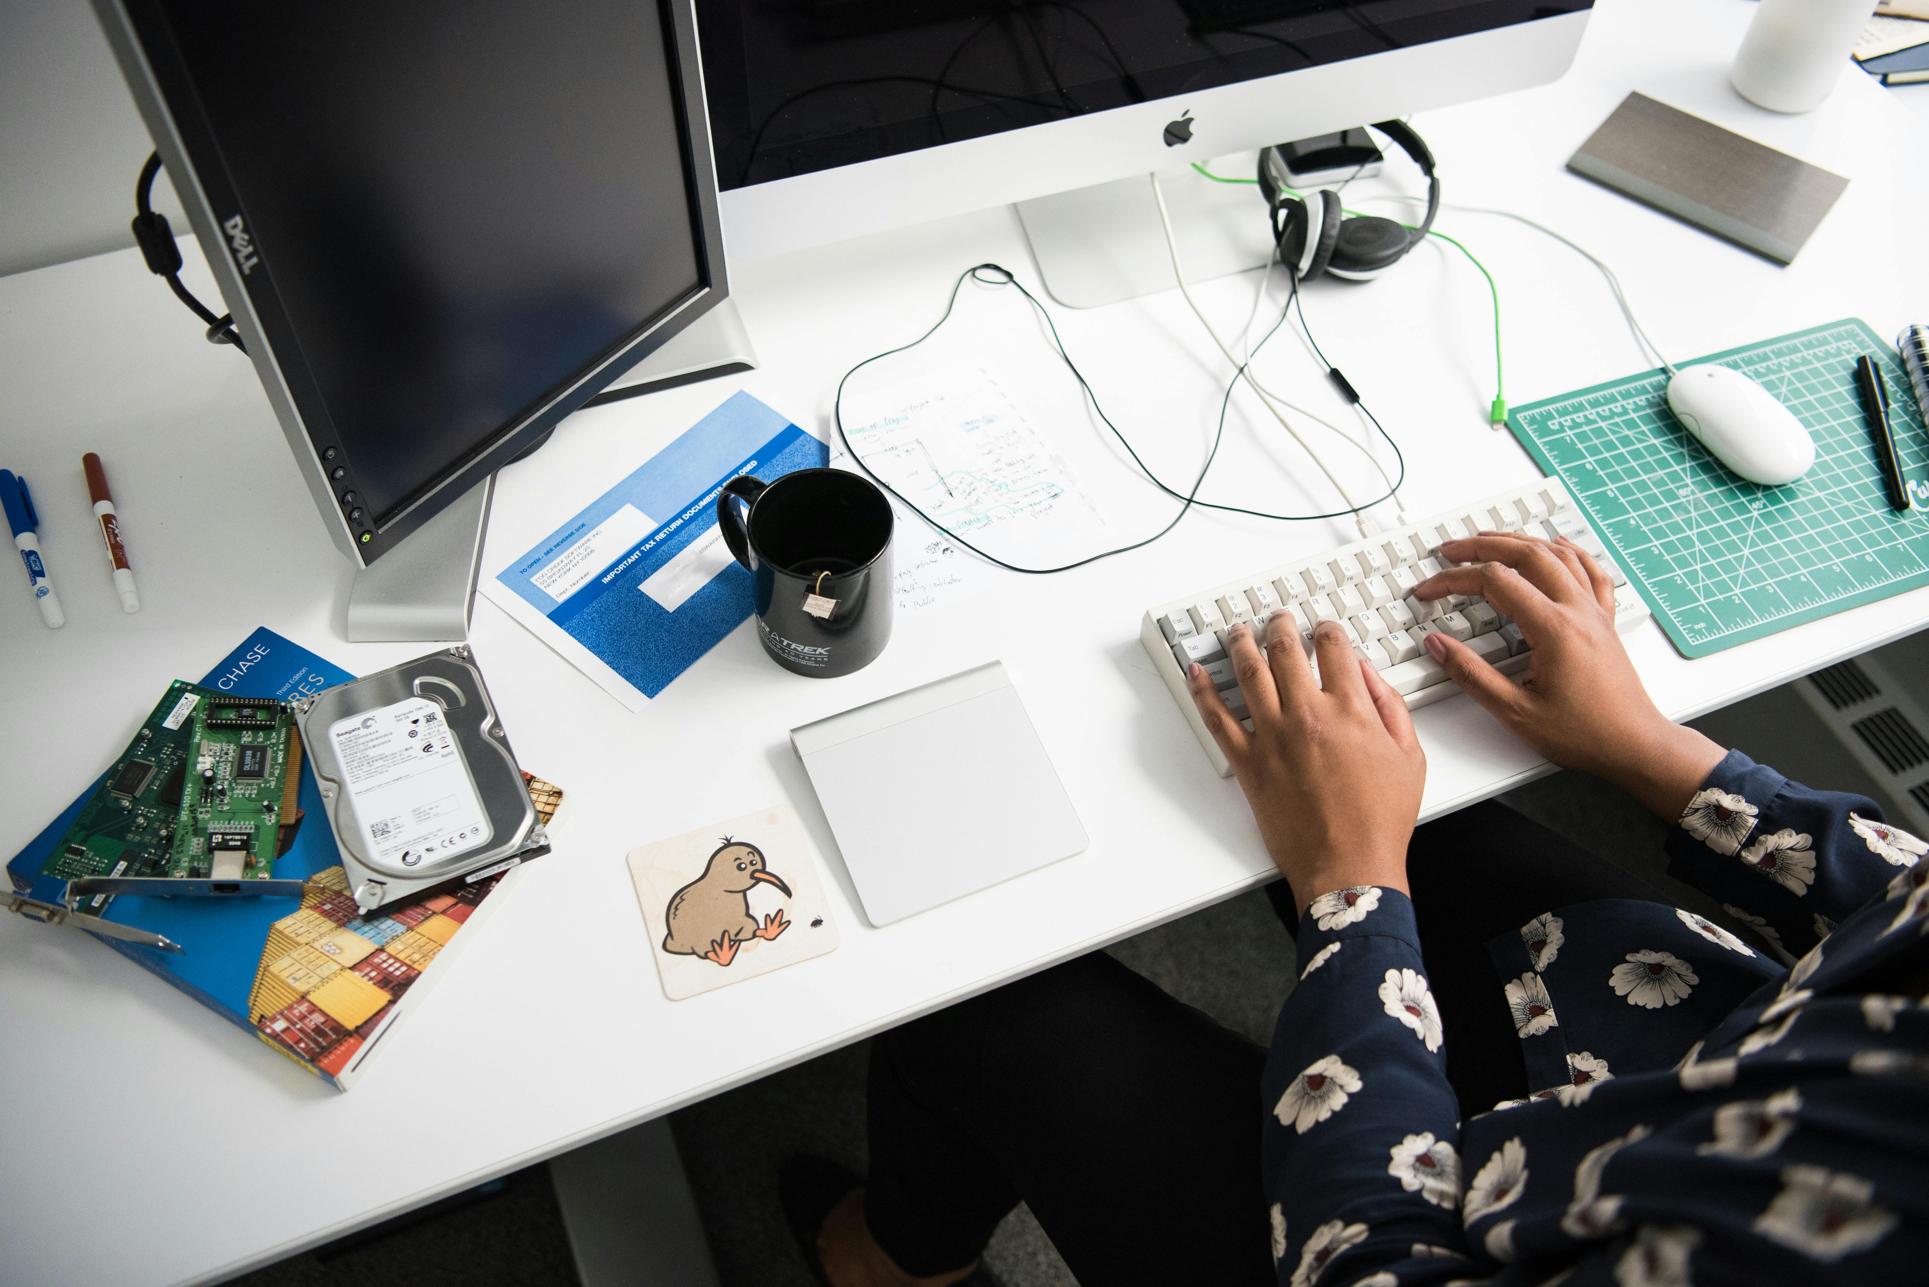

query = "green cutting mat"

[{"left": 1508, "top": 319, "right": 1929, "bottom": 658}]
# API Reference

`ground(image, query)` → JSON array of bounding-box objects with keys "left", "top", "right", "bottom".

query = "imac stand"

[
  {"left": 345, "top": 299, "right": 760, "bottom": 642},
  {"left": 1015, "top": 158, "right": 1278, "bottom": 310}
]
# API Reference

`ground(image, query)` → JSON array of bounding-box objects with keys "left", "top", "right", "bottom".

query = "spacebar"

[{"left": 1381, "top": 656, "right": 1450, "bottom": 696}]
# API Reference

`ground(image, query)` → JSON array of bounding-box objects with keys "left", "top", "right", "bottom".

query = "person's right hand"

[{"left": 1410, "top": 531, "right": 1724, "bottom": 819}]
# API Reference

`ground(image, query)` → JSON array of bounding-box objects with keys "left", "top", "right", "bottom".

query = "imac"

[
  {"left": 700, "top": 1, "right": 1595, "bottom": 304},
  {"left": 91, "top": 0, "right": 742, "bottom": 640}
]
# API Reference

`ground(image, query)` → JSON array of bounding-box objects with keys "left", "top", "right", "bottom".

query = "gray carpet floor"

[{"left": 233, "top": 678, "right": 1897, "bottom": 1287}]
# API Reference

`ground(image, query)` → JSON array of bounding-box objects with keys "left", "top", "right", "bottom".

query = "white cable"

[
  {"left": 1452, "top": 203, "right": 1678, "bottom": 376},
  {"left": 1358, "top": 193, "right": 1679, "bottom": 376},
  {"left": 1236, "top": 248, "right": 1405, "bottom": 510},
  {"left": 1148, "top": 173, "right": 1377, "bottom": 535}
]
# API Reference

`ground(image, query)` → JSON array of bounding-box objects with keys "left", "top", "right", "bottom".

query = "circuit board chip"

[
  {"left": 237, "top": 744, "right": 269, "bottom": 779},
  {"left": 110, "top": 758, "right": 156, "bottom": 797},
  {"left": 205, "top": 701, "right": 278, "bottom": 730}
]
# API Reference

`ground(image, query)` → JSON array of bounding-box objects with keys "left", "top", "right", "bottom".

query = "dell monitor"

[
  {"left": 700, "top": 1, "right": 1594, "bottom": 303},
  {"left": 92, "top": 0, "right": 732, "bottom": 639}
]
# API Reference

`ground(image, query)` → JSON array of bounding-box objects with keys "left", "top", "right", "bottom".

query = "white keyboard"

[{"left": 1140, "top": 478, "right": 1650, "bottom": 777}]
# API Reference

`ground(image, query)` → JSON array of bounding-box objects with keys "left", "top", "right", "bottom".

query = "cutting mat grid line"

[{"left": 1508, "top": 319, "right": 1929, "bottom": 658}]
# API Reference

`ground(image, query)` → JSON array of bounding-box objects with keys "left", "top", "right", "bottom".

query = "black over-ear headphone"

[{"left": 1257, "top": 120, "right": 1438, "bottom": 283}]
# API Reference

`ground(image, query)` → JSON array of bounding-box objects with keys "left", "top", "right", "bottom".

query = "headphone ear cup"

[
  {"left": 1300, "top": 189, "right": 1344, "bottom": 281},
  {"left": 1326, "top": 214, "right": 1414, "bottom": 280},
  {"left": 1273, "top": 195, "right": 1311, "bottom": 275}
]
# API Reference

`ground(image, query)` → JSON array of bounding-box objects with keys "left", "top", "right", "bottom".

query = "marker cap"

[{"left": 0, "top": 470, "right": 37, "bottom": 537}]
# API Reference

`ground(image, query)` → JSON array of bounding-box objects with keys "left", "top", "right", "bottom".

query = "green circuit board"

[{"left": 42, "top": 681, "right": 301, "bottom": 910}]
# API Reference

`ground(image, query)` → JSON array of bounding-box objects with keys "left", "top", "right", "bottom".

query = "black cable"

[
  {"left": 831, "top": 263, "right": 1405, "bottom": 577},
  {"left": 132, "top": 151, "right": 246, "bottom": 354}
]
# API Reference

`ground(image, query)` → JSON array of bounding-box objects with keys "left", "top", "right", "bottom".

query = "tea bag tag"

[{"left": 802, "top": 570, "right": 838, "bottom": 620}]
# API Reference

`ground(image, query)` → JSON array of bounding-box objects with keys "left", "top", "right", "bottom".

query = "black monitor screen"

[
  {"left": 147, "top": 1, "right": 707, "bottom": 528},
  {"left": 701, "top": 0, "right": 1589, "bottom": 190}
]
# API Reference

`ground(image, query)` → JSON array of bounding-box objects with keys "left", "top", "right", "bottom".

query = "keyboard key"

[
  {"left": 1190, "top": 602, "right": 1226, "bottom": 634},
  {"left": 1383, "top": 629, "right": 1421, "bottom": 663},
  {"left": 1175, "top": 634, "right": 1226, "bottom": 667},
  {"left": 1307, "top": 594, "right": 1340, "bottom": 623},
  {"left": 1520, "top": 492, "right": 1551, "bottom": 522},
  {"left": 1327, "top": 557, "right": 1361, "bottom": 587},
  {"left": 1358, "top": 639, "right": 1392, "bottom": 669},
  {"left": 1407, "top": 594, "right": 1447, "bottom": 623},
  {"left": 1286, "top": 601, "right": 1313, "bottom": 634},
  {"left": 1390, "top": 566, "right": 1420, "bottom": 597},
  {"left": 1410, "top": 620, "right": 1443, "bottom": 649},
  {"left": 1271, "top": 576, "right": 1301, "bottom": 605},
  {"left": 1464, "top": 601, "right": 1501, "bottom": 633},
  {"left": 1218, "top": 595, "right": 1255, "bottom": 626},
  {"left": 1417, "top": 557, "right": 1445, "bottom": 580},
  {"left": 1466, "top": 633, "right": 1510, "bottom": 665},
  {"left": 1382, "top": 599, "right": 1417, "bottom": 632},
  {"left": 1437, "top": 611, "right": 1474, "bottom": 642},
  {"left": 1500, "top": 623, "right": 1531, "bottom": 656},
  {"left": 1357, "top": 547, "right": 1392, "bottom": 580},
  {"left": 1381, "top": 654, "right": 1450, "bottom": 695},
  {"left": 1335, "top": 585, "right": 1367, "bottom": 616},
  {"left": 1158, "top": 610, "right": 1195, "bottom": 643},
  {"left": 1353, "top": 608, "right": 1390, "bottom": 640},
  {"left": 1204, "top": 659, "right": 1236, "bottom": 688},
  {"left": 1247, "top": 583, "right": 1282, "bottom": 615},
  {"left": 1360, "top": 575, "right": 1395, "bottom": 607},
  {"left": 1300, "top": 565, "right": 1337, "bottom": 597}
]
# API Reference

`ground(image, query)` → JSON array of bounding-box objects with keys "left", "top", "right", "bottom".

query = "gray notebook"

[{"left": 1568, "top": 92, "right": 1849, "bottom": 264}]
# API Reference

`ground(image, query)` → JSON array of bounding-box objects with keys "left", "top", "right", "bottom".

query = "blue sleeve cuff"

[
  {"left": 1295, "top": 885, "right": 1423, "bottom": 961},
  {"left": 1666, "top": 747, "right": 1904, "bottom": 958}
]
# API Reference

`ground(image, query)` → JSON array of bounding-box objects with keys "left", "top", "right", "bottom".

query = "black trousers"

[{"left": 862, "top": 801, "right": 1671, "bottom": 1285}]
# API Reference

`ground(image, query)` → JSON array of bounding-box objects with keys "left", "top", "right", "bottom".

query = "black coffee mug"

[{"left": 717, "top": 468, "right": 894, "bottom": 677}]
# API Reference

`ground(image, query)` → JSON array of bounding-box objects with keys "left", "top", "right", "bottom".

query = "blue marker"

[{"left": 0, "top": 470, "right": 65, "bottom": 629}]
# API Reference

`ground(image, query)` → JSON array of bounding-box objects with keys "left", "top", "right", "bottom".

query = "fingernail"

[
  {"left": 1424, "top": 632, "right": 1448, "bottom": 661},
  {"left": 1187, "top": 662, "right": 1203, "bottom": 682}
]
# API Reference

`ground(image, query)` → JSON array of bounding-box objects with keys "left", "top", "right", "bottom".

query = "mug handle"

[{"left": 716, "top": 475, "right": 766, "bottom": 571}]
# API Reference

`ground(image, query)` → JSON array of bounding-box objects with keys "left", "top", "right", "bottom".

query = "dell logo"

[
  {"left": 223, "top": 214, "right": 259, "bottom": 275},
  {"left": 1163, "top": 111, "right": 1195, "bottom": 147}
]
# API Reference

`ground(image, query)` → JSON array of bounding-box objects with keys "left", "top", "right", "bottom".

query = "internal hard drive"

[{"left": 295, "top": 646, "right": 548, "bottom": 912}]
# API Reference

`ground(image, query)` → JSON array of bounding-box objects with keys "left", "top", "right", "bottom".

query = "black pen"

[{"left": 1856, "top": 354, "right": 1909, "bottom": 512}]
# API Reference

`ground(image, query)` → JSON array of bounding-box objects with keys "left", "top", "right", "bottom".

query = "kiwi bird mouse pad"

[{"left": 629, "top": 805, "right": 840, "bottom": 1000}]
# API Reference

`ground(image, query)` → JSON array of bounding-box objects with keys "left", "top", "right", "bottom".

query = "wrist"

[{"left": 1601, "top": 723, "right": 1726, "bottom": 822}]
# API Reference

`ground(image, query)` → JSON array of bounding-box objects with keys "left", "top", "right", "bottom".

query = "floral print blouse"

[{"left": 1263, "top": 750, "right": 1928, "bottom": 1286}]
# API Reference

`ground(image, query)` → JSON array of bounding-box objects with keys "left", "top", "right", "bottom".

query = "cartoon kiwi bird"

[{"left": 662, "top": 837, "right": 793, "bottom": 966}]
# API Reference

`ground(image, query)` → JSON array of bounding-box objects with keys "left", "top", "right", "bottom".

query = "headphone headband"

[{"left": 1257, "top": 121, "right": 1441, "bottom": 279}]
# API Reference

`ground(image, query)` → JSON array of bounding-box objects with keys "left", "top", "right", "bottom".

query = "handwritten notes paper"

[{"left": 835, "top": 369, "right": 1112, "bottom": 611}]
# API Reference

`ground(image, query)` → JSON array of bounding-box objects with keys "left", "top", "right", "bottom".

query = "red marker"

[{"left": 82, "top": 452, "right": 141, "bottom": 613}]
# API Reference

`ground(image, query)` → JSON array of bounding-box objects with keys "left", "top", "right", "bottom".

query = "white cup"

[{"left": 1731, "top": 0, "right": 1875, "bottom": 114}]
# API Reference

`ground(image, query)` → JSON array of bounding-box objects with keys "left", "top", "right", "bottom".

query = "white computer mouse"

[{"left": 1665, "top": 364, "right": 1815, "bottom": 486}]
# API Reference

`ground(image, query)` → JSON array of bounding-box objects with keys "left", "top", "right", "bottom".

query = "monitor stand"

[
  {"left": 344, "top": 299, "right": 760, "bottom": 642},
  {"left": 345, "top": 475, "right": 494, "bottom": 643},
  {"left": 1015, "top": 157, "right": 1278, "bottom": 310}
]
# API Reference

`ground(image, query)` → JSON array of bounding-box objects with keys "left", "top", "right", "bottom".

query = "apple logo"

[{"left": 1163, "top": 111, "right": 1195, "bottom": 148}]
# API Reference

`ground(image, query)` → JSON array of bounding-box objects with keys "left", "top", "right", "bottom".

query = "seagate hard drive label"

[{"left": 329, "top": 696, "right": 489, "bottom": 868}]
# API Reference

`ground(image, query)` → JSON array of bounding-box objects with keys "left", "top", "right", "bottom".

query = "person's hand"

[
  {"left": 1411, "top": 531, "right": 1723, "bottom": 819},
  {"left": 1188, "top": 614, "right": 1425, "bottom": 912}
]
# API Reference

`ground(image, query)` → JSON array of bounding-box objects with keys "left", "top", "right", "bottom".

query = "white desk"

[{"left": 2, "top": 2, "right": 1923, "bottom": 1282}]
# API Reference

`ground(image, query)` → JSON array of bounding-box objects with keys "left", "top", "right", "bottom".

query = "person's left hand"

[{"left": 1188, "top": 615, "right": 1426, "bottom": 912}]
